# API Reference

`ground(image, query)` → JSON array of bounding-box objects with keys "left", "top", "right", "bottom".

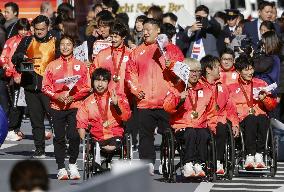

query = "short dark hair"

[
  {"left": 10, "top": 160, "right": 49, "bottom": 191},
  {"left": 15, "top": 18, "right": 30, "bottom": 31},
  {"left": 163, "top": 12, "right": 178, "bottom": 22},
  {"left": 102, "top": 0, "right": 120, "bottom": 14},
  {"left": 234, "top": 54, "right": 254, "bottom": 71},
  {"left": 221, "top": 48, "right": 235, "bottom": 58},
  {"left": 91, "top": 68, "right": 111, "bottom": 89},
  {"left": 92, "top": 3, "right": 102, "bottom": 12},
  {"left": 200, "top": 55, "right": 220, "bottom": 76},
  {"left": 143, "top": 18, "right": 161, "bottom": 29},
  {"left": 5, "top": 2, "right": 19, "bottom": 17},
  {"left": 161, "top": 23, "right": 176, "bottom": 40},
  {"left": 57, "top": 2, "right": 74, "bottom": 19},
  {"left": 97, "top": 10, "right": 114, "bottom": 27},
  {"left": 0, "top": 13, "right": 6, "bottom": 25},
  {"left": 258, "top": 0, "right": 273, "bottom": 11},
  {"left": 32, "top": 15, "right": 50, "bottom": 26},
  {"left": 110, "top": 21, "right": 129, "bottom": 38},
  {"left": 260, "top": 20, "right": 275, "bottom": 31},
  {"left": 136, "top": 15, "right": 148, "bottom": 23},
  {"left": 116, "top": 12, "right": 129, "bottom": 27},
  {"left": 195, "top": 5, "right": 209, "bottom": 14},
  {"left": 147, "top": 5, "right": 163, "bottom": 21},
  {"left": 60, "top": 34, "right": 75, "bottom": 46}
]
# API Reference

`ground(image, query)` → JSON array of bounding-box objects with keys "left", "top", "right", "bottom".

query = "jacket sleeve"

[
  {"left": 117, "top": 94, "right": 131, "bottom": 121},
  {"left": 72, "top": 65, "right": 91, "bottom": 101},
  {"left": 76, "top": 101, "right": 89, "bottom": 129},
  {"left": 42, "top": 65, "right": 58, "bottom": 100},
  {"left": 163, "top": 90, "right": 180, "bottom": 113},
  {"left": 165, "top": 44, "right": 185, "bottom": 69},
  {"left": 125, "top": 52, "right": 140, "bottom": 96},
  {"left": 226, "top": 99, "right": 239, "bottom": 128},
  {"left": 262, "top": 95, "right": 277, "bottom": 111},
  {"left": 12, "top": 36, "right": 32, "bottom": 69},
  {"left": 0, "top": 42, "right": 10, "bottom": 67}
]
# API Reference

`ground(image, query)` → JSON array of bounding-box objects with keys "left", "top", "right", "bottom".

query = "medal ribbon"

[
  {"left": 95, "top": 92, "right": 110, "bottom": 123},
  {"left": 188, "top": 89, "right": 198, "bottom": 112},
  {"left": 111, "top": 46, "right": 125, "bottom": 77},
  {"left": 238, "top": 78, "right": 253, "bottom": 108}
]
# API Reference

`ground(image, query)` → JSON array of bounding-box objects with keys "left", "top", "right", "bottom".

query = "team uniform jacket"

[
  {"left": 42, "top": 56, "right": 91, "bottom": 110},
  {"left": 0, "top": 35, "right": 25, "bottom": 79},
  {"left": 91, "top": 46, "right": 131, "bottom": 95},
  {"left": 126, "top": 42, "right": 184, "bottom": 109},
  {"left": 76, "top": 92, "right": 131, "bottom": 141},
  {"left": 163, "top": 81, "right": 213, "bottom": 130},
  {"left": 220, "top": 67, "right": 239, "bottom": 86},
  {"left": 228, "top": 77, "right": 277, "bottom": 122},
  {"left": 201, "top": 78, "right": 239, "bottom": 134}
]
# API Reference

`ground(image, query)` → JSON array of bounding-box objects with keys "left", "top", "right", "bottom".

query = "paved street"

[{"left": 1, "top": 120, "right": 284, "bottom": 192}]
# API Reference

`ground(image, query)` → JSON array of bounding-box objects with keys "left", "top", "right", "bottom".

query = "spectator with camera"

[{"left": 186, "top": 5, "right": 221, "bottom": 60}]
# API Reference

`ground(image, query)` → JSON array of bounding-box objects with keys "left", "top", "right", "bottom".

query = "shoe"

[
  {"left": 149, "top": 163, "right": 155, "bottom": 176},
  {"left": 5, "top": 131, "right": 22, "bottom": 141},
  {"left": 244, "top": 155, "right": 255, "bottom": 169},
  {"left": 32, "top": 150, "right": 46, "bottom": 159},
  {"left": 69, "top": 163, "right": 80, "bottom": 180},
  {"left": 45, "top": 131, "right": 52, "bottom": 140},
  {"left": 183, "top": 162, "right": 195, "bottom": 177},
  {"left": 57, "top": 168, "right": 69, "bottom": 180},
  {"left": 216, "top": 160, "right": 225, "bottom": 175},
  {"left": 255, "top": 153, "right": 266, "bottom": 168},
  {"left": 194, "top": 163, "right": 206, "bottom": 177}
]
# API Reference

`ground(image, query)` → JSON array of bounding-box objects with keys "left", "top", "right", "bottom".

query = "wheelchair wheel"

[
  {"left": 122, "top": 133, "right": 133, "bottom": 160},
  {"left": 160, "top": 130, "right": 176, "bottom": 182},
  {"left": 224, "top": 124, "right": 235, "bottom": 180},
  {"left": 83, "top": 132, "right": 93, "bottom": 180},
  {"left": 234, "top": 129, "right": 245, "bottom": 176},
  {"left": 267, "top": 124, "right": 277, "bottom": 177},
  {"left": 207, "top": 132, "right": 217, "bottom": 182}
]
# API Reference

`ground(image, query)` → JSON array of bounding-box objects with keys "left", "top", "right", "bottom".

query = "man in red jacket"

[
  {"left": 228, "top": 54, "right": 277, "bottom": 169},
  {"left": 126, "top": 18, "right": 184, "bottom": 175},
  {"left": 164, "top": 58, "right": 212, "bottom": 177},
  {"left": 200, "top": 55, "right": 239, "bottom": 175},
  {"left": 219, "top": 48, "right": 238, "bottom": 86}
]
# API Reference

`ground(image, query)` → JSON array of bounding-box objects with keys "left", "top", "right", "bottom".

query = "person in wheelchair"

[
  {"left": 228, "top": 54, "right": 277, "bottom": 169},
  {"left": 200, "top": 55, "right": 239, "bottom": 175},
  {"left": 163, "top": 58, "right": 213, "bottom": 177},
  {"left": 77, "top": 68, "right": 131, "bottom": 155}
]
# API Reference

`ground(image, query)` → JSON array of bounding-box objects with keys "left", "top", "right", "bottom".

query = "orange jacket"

[
  {"left": 163, "top": 81, "right": 213, "bottom": 130},
  {"left": 91, "top": 45, "right": 131, "bottom": 95},
  {"left": 76, "top": 92, "right": 131, "bottom": 141},
  {"left": 228, "top": 77, "right": 277, "bottom": 122},
  {"left": 220, "top": 67, "right": 239, "bottom": 86},
  {"left": 200, "top": 78, "right": 239, "bottom": 134},
  {"left": 0, "top": 35, "right": 24, "bottom": 79},
  {"left": 126, "top": 43, "right": 184, "bottom": 109},
  {"left": 42, "top": 56, "right": 91, "bottom": 110}
]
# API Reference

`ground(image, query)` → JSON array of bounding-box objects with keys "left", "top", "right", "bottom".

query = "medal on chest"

[{"left": 112, "top": 46, "right": 125, "bottom": 83}]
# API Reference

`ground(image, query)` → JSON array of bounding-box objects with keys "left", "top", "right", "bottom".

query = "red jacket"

[
  {"left": 42, "top": 56, "right": 91, "bottom": 110},
  {"left": 200, "top": 78, "right": 239, "bottom": 134},
  {"left": 220, "top": 67, "right": 239, "bottom": 86},
  {"left": 163, "top": 81, "right": 213, "bottom": 130},
  {"left": 76, "top": 92, "right": 131, "bottom": 141},
  {"left": 228, "top": 78, "right": 277, "bottom": 122},
  {"left": 126, "top": 42, "right": 184, "bottom": 109},
  {"left": 91, "top": 45, "right": 131, "bottom": 95},
  {"left": 0, "top": 35, "right": 25, "bottom": 79}
]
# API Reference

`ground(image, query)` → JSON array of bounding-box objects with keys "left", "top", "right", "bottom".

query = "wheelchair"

[
  {"left": 82, "top": 130, "right": 133, "bottom": 180},
  {"left": 160, "top": 128, "right": 217, "bottom": 183},
  {"left": 234, "top": 120, "right": 277, "bottom": 177}
]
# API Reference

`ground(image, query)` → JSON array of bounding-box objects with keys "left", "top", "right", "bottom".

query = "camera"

[
  {"left": 196, "top": 16, "right": 209, "bottom": 29},
  {"left": 20, "top": 62, "right": 34, "bottom": 72}
]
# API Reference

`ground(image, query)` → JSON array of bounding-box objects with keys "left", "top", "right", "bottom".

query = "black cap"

[{"left": 225, "top": 9, "right": 240, "bottom": 19}]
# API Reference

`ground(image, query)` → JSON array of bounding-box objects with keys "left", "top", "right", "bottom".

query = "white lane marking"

[
  {"left": 194, "top": 182, "right": 214, "bottom": 192},
  {"left": 0, "top": 144, "right": 17, "bottom": 149},
  {"left": 211, "top": 187, "right": 275, "bottom": 191},
  {"left": 213, "top": 183, "right": 284, "bottom": 186}
]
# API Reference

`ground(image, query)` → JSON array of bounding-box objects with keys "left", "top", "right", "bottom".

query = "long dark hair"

[{"left": 262, "top": 31, "right": 282, "bottom": 55}]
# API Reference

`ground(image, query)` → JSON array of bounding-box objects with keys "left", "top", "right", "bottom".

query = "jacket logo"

[
  {"left": 232, "top": 73, "right": 237, "bottom": 79},
  {"left": 217, "top": 85, "right": 223, "bottom": 92},
  {"left": 91, "top": 99, "right": 96, "bottom": 104},
  {"left": 198, "top": 90, "right": 204, "bottom": 97},
  {"left": 3, "top": 44, "right": 7, "bottom": 49},
  {"left": 56, "top": 65, "right": 61, "bottom": 70},
  {"left": 236, "top": 88, "right": 240, "bottom": 93},
  {"left": 106, "top": 55, "right": 111, "bottom": 60},
  {"left": 123, "top": 56, "right": 129, "bottom": 62},
  {"left": 140, "top": 50, "right": 145, "bottom": 55},
  {"left": 74, "top": 65, "right": 80, "bottom": 71},
  {"left": 13, "top": 43, "right": 17, "bottom": 47}
]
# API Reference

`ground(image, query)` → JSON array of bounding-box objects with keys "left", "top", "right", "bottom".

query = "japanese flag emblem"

[{"left": 74, "top": 65, "right": 80, "bottom": 71}]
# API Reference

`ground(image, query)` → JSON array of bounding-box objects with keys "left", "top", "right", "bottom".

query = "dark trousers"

[
  {"left": 138, "top": 109, "right": 170, "bottom": 163},
  {"left": 241, "top": 114, "right": 269, "bottom": 155},
  {"left": 176, "top": 128, "right": 209, "bottom": 163},
  {"left": 24, "top": 90, "right": 50, "bottom": 152},
  {"left": 51, "top": 108, "right": 80, "bottom": 169},
  {"left": 8, "top": 86, "right": 24, "bottom": 132},
  {"left": 215, "top": 123, "right": 227, "bottom": 162},
  {"left": 125, "top": 98, "right": 138, "bottom": 145},
  {"left": 0, "top": 80, "right": 9, "bottom": 115}
]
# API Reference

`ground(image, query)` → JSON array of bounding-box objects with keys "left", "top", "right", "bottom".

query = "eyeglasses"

[
  {"left": 190, "top": 70, "right": 202, "bottom": 74},
  {"left": 221, "top": 58, "right": 234, "bottom": 61}
]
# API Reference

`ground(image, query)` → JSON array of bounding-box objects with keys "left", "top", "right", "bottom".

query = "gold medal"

[
  {"left": 102, "top": 120, "right": 110, "bottom": 128},
  {"left": 248, "top": 107, "right": 255, "bottom": 115},
  {"left": 113, "top": 75, "right": 120, "bottom": 82},
  {"left": 191, "top": 111, "right": 199, "bottom": 119}
]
